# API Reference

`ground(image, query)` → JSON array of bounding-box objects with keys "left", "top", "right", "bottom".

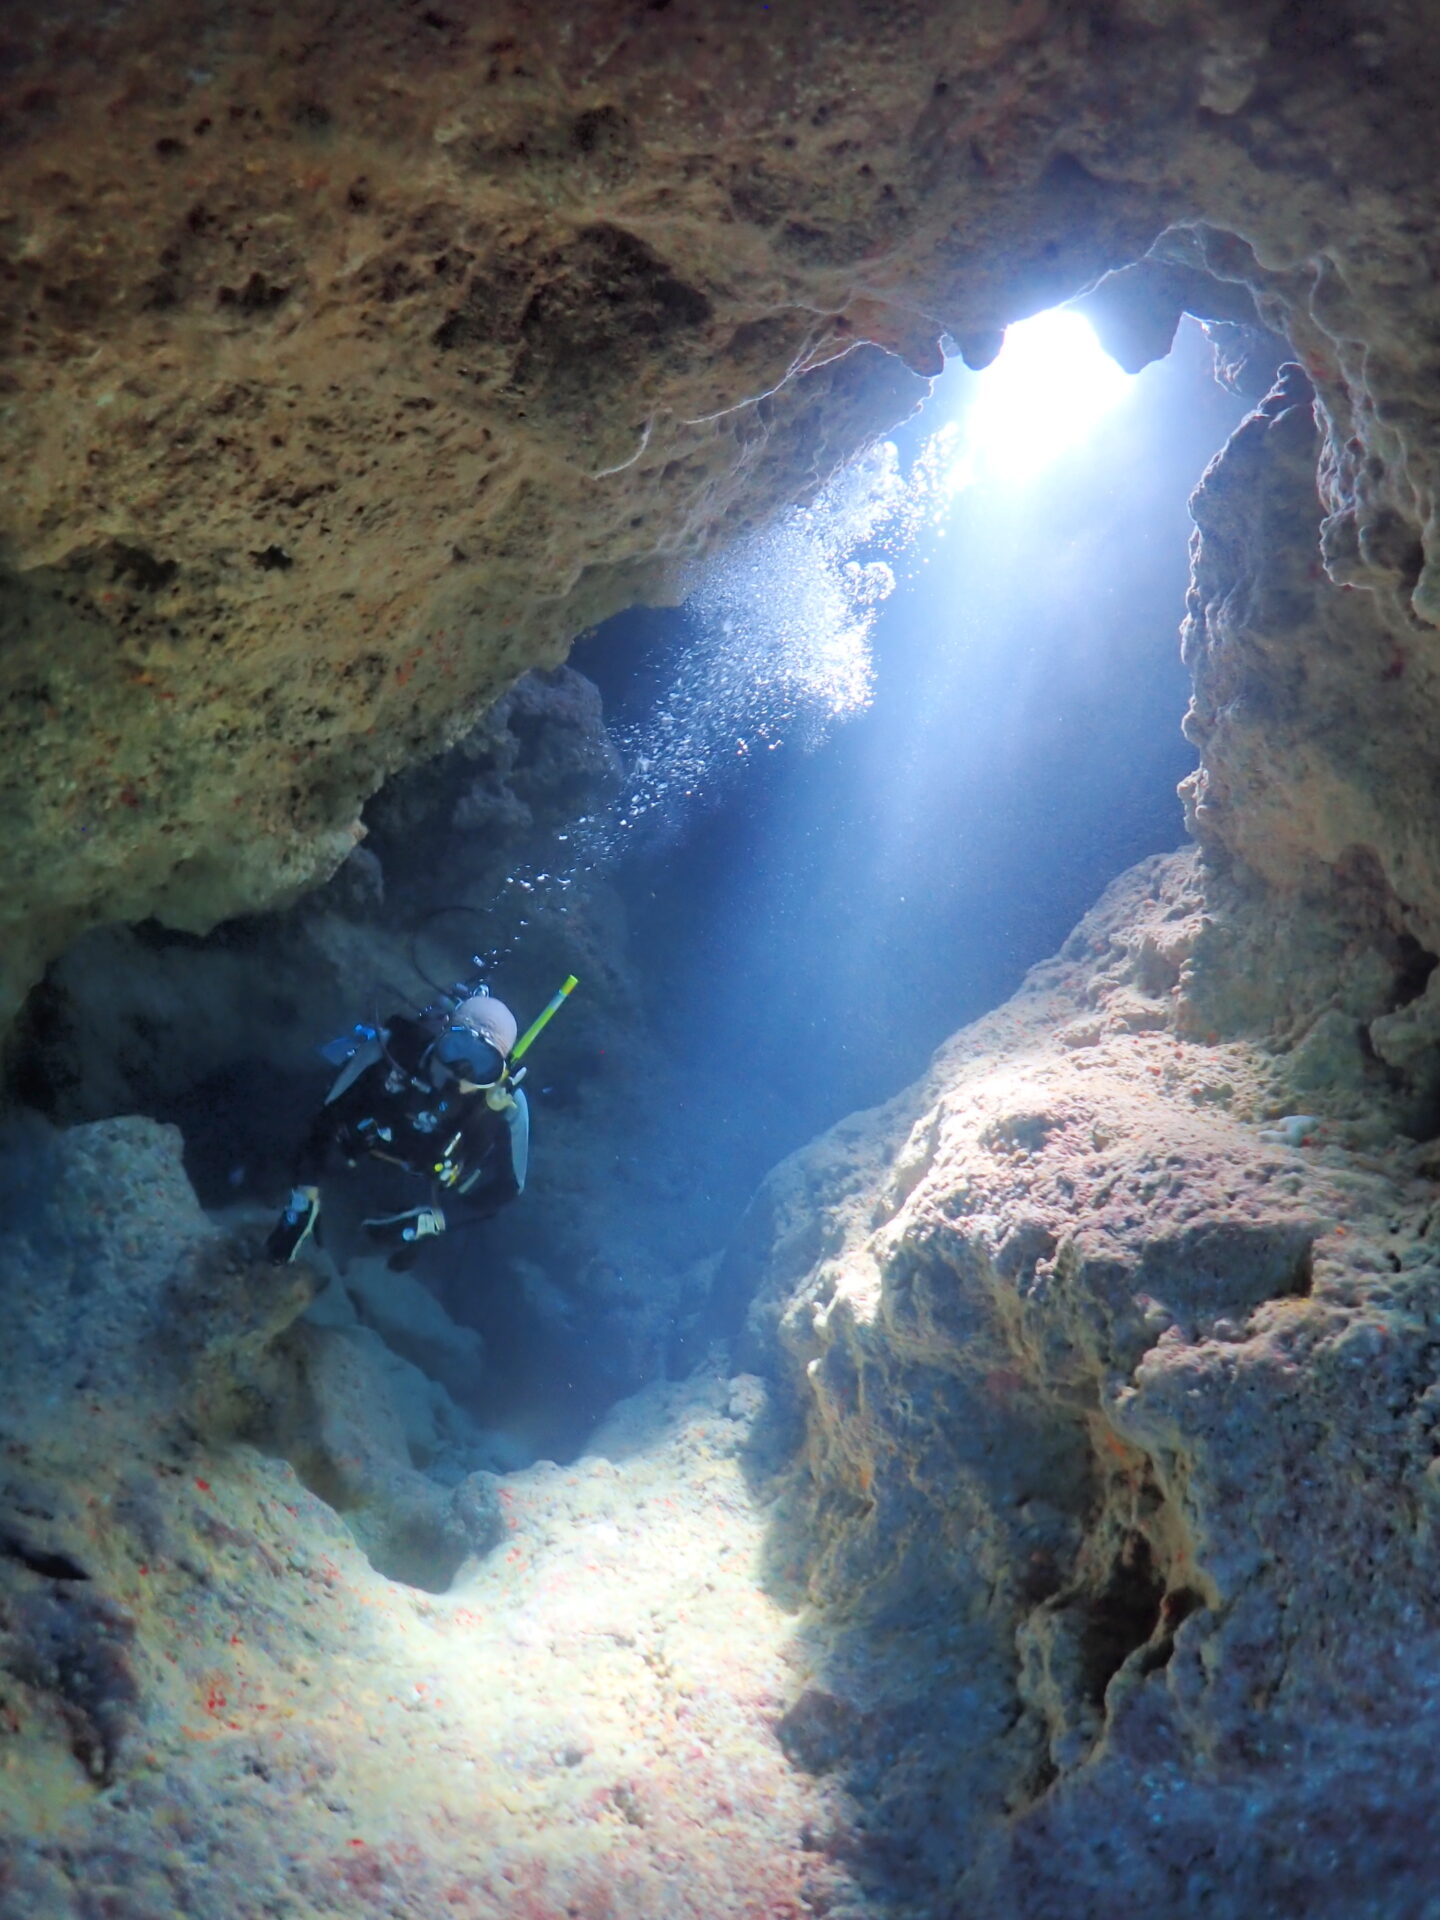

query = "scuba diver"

[{"left": 265, "top": 983, "right": 558, "bottom": 1270}]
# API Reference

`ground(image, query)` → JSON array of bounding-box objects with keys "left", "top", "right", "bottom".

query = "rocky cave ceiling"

[{"left": 4, "top": 0, "right": 1440, "bottom": 1029}]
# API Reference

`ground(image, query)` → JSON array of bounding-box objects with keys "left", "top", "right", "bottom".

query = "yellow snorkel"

[
  {"left": 485, "top": 974, "right": 579, "bottom": 1108},
  {"left": 511, "top": 974, "right": 579, "bottom": 1063}
]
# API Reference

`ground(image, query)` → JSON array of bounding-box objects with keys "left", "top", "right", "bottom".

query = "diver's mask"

[{"left": 433, "top": 1025, "right": 508, "bottom": 1091}]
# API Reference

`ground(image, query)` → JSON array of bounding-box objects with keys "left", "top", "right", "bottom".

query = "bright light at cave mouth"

[
  {"left": 489, "top": 306, "right": 1137, "bottom": 954},
  {"left": 952, "top": 308, "right": 1133, "bottom": 488}
]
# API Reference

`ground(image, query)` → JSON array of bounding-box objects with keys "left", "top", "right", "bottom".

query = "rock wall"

[
  {"left": 5, "top": 665, "right": 627, "bottom": 1140},
  {"left": 731, "top": 849, "right": 1440, "bottom": 1915},
  {"left": 1181, "top": 362, "right": 1440, "bottom": 1063},
  {"left": 6, "top": 0, "right": 1440, "bottom": 1025},
  {"left": 3, "top": 658, "right": 722, "bottom": 1448}
]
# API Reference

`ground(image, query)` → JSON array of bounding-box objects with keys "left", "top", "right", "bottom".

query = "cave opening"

[
  {"left": 339, "top": 305, "right": 1255, "bottom": 1470},
  {"left": 3, "top": 305, "right": 1255, "bottom": 1485},
  {"left": 562, "top": 312, "right": 1251, "bottom": 1234}
]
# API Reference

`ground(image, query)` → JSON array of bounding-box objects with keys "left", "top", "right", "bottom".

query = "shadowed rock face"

[{"left": 5, "top": 0, "right": 1440, "bottom": 1020}]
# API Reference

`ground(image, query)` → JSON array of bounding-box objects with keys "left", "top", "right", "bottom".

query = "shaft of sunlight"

[{"left": 950, "top": 308, "right": 1134, "bottom": 489}]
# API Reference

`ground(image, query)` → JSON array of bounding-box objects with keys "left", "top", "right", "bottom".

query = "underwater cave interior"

[
  {"left": 10, "top": 310, "right": 1248, "bottom": 1465},
  {"left": 579, "top": 314, "right": 1251, "bottom": 1192},
  {"left": 13, "top": 9, "right": 1440, "bottom": 1912}
]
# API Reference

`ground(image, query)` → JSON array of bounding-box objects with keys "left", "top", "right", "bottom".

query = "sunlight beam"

[{"left": 951, "top": 308, "right": 1135, "bottom": 488}]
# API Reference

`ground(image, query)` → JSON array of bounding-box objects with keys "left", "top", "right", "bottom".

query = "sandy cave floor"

[{"left": 2, "top": 1367, "right": 854, "bottom": 1920}]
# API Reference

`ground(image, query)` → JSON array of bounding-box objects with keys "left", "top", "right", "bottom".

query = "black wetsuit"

[{"left": 297, "top": 1014, "right": 521, "bottom": 1220}]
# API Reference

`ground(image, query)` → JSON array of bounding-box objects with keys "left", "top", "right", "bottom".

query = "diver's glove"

[
  {"left": 362, "top": 1206, "right": 447, "bottom": 1251},
  {"left": 265, "top": 1186, "right": 321, "bottom": 1265}
]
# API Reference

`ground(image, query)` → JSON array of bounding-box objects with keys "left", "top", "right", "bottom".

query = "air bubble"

[{"left": 447, "top": 435, "right": 942, "bottom": 969}]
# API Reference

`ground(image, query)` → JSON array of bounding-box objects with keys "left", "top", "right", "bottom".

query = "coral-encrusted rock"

[
  {"left": 7, "top": 0, "right": 1440, "bottom": 1017},
  {"left": 734, "top": 848, "right": 1440, "bottom": 1915}
]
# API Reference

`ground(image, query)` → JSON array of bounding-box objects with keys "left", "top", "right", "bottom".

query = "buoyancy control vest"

[{"left": 322, "top": 1013, "right": 526, "bottom": 1197}]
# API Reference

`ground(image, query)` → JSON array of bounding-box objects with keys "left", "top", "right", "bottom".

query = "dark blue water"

[{"left": 575, "top": 320, "right": 1247, "bottom": 1209}]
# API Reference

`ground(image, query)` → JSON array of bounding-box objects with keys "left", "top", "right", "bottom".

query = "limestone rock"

[
  {"left": 1177, "top": 354, "right": 1440, "bottom": 1102},
  {"left": 269, "top": 1320, "right": 502, "bottom": 1591},
  {"left": 341, "top": 1259, "right": 485, "bottom": 1407},
  {"left": 5, "top": 665, "right": 628, "bottom": 1138},
  {"left": 733, "top": 847, "right": 1440, "bottom": 1914},
  {"left": 0, "top": 1111, "right": 286, "bottom": 1394},
  {"left": 7, "top": 0, "right": 1440, "bottom": 1023},
  {"left": 0, "top": 1107, "right": 502, "bottom": 1597},
  {"left": 12, "top": 4, "right": 1440, "bottom": 1910},
  {"left": 307, "top": 1276, "right": 484, "bottom": 1470},
  {"left": 15, "top": 856, "right": 1440, "bottom": 1911}
]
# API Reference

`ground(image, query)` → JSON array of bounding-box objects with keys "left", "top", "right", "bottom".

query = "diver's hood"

[{"left": 453, "top": 994, "right": 518, "bottom": 1056}]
